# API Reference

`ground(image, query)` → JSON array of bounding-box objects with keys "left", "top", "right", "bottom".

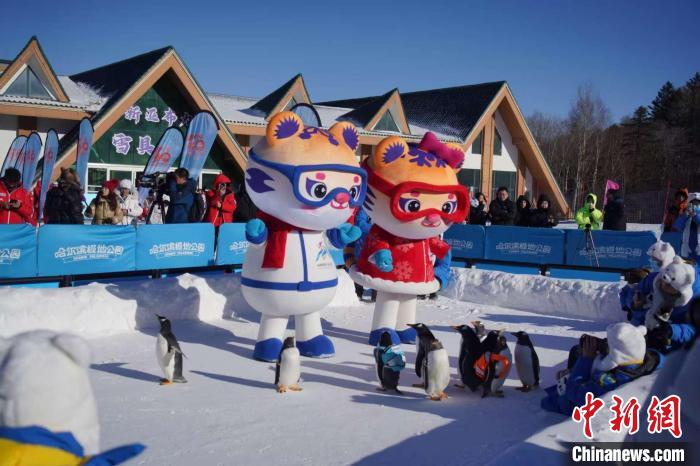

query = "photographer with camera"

[
  {"left": 205, "top": 174, "right": 236, "bottom": 232},
  {"left": 541, "top": 323, "right": 663, "bottom": 415},
  {"left": 0, "top": 168, "right": 35, "bottom": 225},
  {"left": 575, "top": 193, "right": 603, "bottom": 230},
  {"left": 672, "top": 192, "right": 700, "bottom": 262},
  {"left": 161, "top": 168, "right": 196, "bottom": 224}
]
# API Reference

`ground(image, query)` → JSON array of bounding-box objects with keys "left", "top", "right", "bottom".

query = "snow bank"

[
  {"left": 0, "top": 271, "right": 358, "bottom": 338},
  {"left": 444, "top": 268, "right": 623, "bottom": 322}
]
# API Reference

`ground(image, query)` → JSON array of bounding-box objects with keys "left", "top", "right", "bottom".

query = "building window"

[
  {"left": 111, "top": 170, "right": 132, "bottom": 184},
  {"left": 494, "top": 128, "right": 503, "bottom": 156},
  {"left": 201, "top": 173, "right": 219, "bottom": 190},
  {"left": 491, "top": 170, "right": 516, "bottom": 200},
  {"left": 87, "top": 168, "right": 108, "bottom": 193},
  {"left": 471, "top": 131, "right": 483, "bottom": 155},
  {"left": 373, "top": 110, "right": 400, "bottom": 132},
  {"left": 457, "top": 168, "right": 481, "bottom": 197},
  {"left": 4, "top": 67, "right": 53, "bottom": 100}
]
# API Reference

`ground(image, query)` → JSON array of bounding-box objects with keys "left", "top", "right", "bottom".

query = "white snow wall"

[
  {"left": 444, "top": 268, "right": 623, "bottom": 322},
  {"left": 0, "top": 271, "right": 359, "bottom": 338}
]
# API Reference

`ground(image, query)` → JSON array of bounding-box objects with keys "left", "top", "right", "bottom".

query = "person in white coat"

[{"left": 118, "top": 179, "right": 144, "bottom": 226}]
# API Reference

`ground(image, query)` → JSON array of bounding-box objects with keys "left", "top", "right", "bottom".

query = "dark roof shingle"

[
  {"left": 249, "top": 74, "right": 301, "bottom": 116},
  {"left": 338, "top": 88, "right": 396, "bottom": 128}
]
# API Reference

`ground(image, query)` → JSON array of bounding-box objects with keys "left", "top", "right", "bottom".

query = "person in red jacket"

[
  {"left": 0, "top": 168, "right": 35, "bottom": 225},
  {"left": 205, "top": 174, "right": 236, "bottom": 229}
]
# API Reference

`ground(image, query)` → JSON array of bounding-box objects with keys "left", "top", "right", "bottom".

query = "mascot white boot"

[
  {"left": 350, "top": 132, "right": 468, "bottom": 345},
  {"left": 0, "top": 330, "right": 144, "bottom": 465},
  {"left": 242, "top": 111, "right": 365, "bottom": 361}
]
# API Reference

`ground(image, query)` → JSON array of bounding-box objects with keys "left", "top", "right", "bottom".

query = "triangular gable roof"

[
  {"left": 52, "top": 47, "right": 246, "bottom": 179},
  {"left": 0, "top": 36, "right": 69, "bottom": 102},
  {"left": 337, "top": 88, "right": 409, "bottom": 133},
  {"left": 321, "top": 81, "right": 504, "bottom": 141},
  {"left": 249, "top": 74, "right": 311, "bottom": 118}
]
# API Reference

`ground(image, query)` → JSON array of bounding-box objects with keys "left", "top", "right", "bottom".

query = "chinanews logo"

[
  {"left": 149, "top": 241, "right": 206, "bottom": 259},
  {"left": 0, "top": 248, "right": 21, "bottom": 265},
  {"left": 54, "top": 244, "right": 124, "bottom": 263}
]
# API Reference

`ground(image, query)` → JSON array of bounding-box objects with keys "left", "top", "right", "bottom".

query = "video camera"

[{"left": 138, "top": 172, "right": 168, "bottom": 189}]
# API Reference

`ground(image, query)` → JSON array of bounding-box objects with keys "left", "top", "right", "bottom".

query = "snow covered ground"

[{"left": 0, "top": 270, "right": 670, "bottom": 465}]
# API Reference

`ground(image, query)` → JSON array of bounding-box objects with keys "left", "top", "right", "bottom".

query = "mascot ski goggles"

[
  {"left": 249, "top": 149, "right": 367, "bottom": 208},
  {"left": 366, "top": 167, "right": 469, "bottom": 223}
]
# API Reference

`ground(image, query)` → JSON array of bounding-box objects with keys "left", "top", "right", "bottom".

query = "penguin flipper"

[
  {"left": 374, "top": 348, "right": 385, "bottom": 386},
  {"left": 533, "top": 349, "right": 540, "bottom": 387},
  {"left": 274, "top": 361, "right": 281, "bottom": 386},
  {"left": 415, "top": 347, "right": 425, "bottom": 378},
  {"left": 173, "top": 353, "right": 187, "bottom": 383}
]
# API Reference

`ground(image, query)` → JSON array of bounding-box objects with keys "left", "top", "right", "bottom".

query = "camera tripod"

[{"left": 577, "top": 224, "right": 600, "bottom": 268}]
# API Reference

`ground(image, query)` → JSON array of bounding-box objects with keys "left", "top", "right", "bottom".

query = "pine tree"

[{"left": 649, "top": 82, "right": 681, "bottom": 125}]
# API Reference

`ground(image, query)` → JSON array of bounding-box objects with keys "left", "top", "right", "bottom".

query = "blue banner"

[
  {"left": 444, "top": 224, "right": 485, "bottom": 259},
  {"left": 179, "top": 112, "right": 218, "bottom": 180},
  {"left": 1, "top": 135, "right": 27, "bottom": 176},
  {"left": 76, "top": 118, "right": 94, "bottom": 193},
  {"left": 660, "top": 231, "right": 683, "bottom": 256},
  {"left": 138, "top": 127, "right": 184, "bottom": 204},
  {"left": 215, "top": 223, "right": 248, "bottom": 266},
  {"left": 38, "top": 225, "right": 135, "bottom": 276},
  {"left": 20, "top": 132, "right": 42, "bottom": 192},
  {"left": 135, "top": 223, "right": 215, "bottom": 270},
  {"left": 565, "top": 230, "right": 656, "bottom": 268},
  {"left": 39, "top": 130, "right": 59, "bottom": 222},
  {"left": 485, "top": 226, "right": 565, "bottom": 264},
  {"left": 0, "top": 224, "right": 37, "bottom": 278}
]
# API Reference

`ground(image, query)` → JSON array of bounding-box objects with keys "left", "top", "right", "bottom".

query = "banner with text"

[
  {"left": 444, "top": 224, "right": 486, "bottom": 260},
  {"left": 20, "top": 132, "right": 42, "bottom": 192},
  {"left": 215, "top": 223, "right": 248, "bottom": 266},
  {"left": 39, "top": 130, "right": 59, "bottom": 222},
  {"left": 1, "top": 135, "right": 27, "bottom": 176},
  {"left": 565, "top": 230, "right": 656, "bottom": 269},
  {"left": 179, "top": 111, "right": 218, "bottom": 180},
  {"left": 0, "top": 225, "right": 37, "bottom": 278},
  {"left": 485, "top": 226, "right": 565, "bottom": 264},
  {"left": 135, "top": 223, "right": 215, "bottom": 270},
  {"left": 76, "top": 118, "right": 94, "bottom": 192}
]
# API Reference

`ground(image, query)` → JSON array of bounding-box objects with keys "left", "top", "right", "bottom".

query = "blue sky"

[{"left": 1, "top": 0, "right": 698, "bottom": 121}]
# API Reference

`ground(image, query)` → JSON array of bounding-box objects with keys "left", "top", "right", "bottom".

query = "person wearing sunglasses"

[
  {"left": 241, "top": 112, "right": 366, "bottom": 362},
  {"left": 350, "top": 132, "right": 469, "bottom": 346}
]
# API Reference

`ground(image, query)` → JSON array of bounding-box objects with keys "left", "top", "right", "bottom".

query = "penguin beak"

[
  {"left": 406, "top": 323, "right": 418, "bottom": 329},
  {"left": 450, "top": 325, "right": 461, "bottom": 331}
]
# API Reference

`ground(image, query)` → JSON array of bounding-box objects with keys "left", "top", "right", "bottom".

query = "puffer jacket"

[
  {"left": 664, "top": 188, "right": 689, "bottom": 232},
  {"left": 87, "top": 195, "right": 123, "bottom": 225},
  {"left": 603, "top": 190, "right": 626, "bottom": 231},
  {"left": 575, "top": 193, "right": 603, "bottom": 230},
  {"left": 205, "top": 174, "right": 236, "bottom": 227},
  {"left": 0, "top": 180, "right": 35, "bottom": 225},
  {"left": 43, "top": 181, "right": 84, "bottom": 225},
  {"left": 118, "top": 192, "right": 143, "bottom": 226},
  {"left": 514, "top": 195, "right": 532, "bottom": 227},
  {"left": 529, "top": 194, "right": 558, "bottom": 228}
]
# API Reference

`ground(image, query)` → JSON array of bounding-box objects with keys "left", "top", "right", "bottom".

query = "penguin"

[
  {"left": 425, "top": 340, "right": 451, "bottom": 401},
  {"left": 406, "top": 323, "right": 436, "bottom": 387},
  {"left": 471, "top": 320, "right": 487, "bottom": 341},
  {"left": 479, "top": 330, "right": 511, "bottom": 398},
  {"left": 275, "top": 337, "right": 302, "bottom": 393},
  {"left": 373, "top": 331, "right": 404, "bottom": 394},
  {"left": 451, "top": 324, "right": 483, "bottom": 391},
  {"left": 511, "top": 331, "right": 540, "bottom": 392},
  {"left": 155, "top": 314, "right": 187, "bottom": 385}
]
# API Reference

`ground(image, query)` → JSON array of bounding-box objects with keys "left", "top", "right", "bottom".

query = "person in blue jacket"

[
  {"left": 163, "top": 168, "right": 197, "bottom": 224},
  {"left": 542, "top": 323, "right": 663, "bottom": 415},
  {"left": 673, "top": 192, "right": 700, "bottom": 262}
]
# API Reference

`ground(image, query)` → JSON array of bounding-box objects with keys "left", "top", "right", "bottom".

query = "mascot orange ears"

[
  {"left": 266, "top": 112, "right": 305, "bottom": 146},
  {"left": 371, "top": 136, "right": 409, "bottom": 170},
  {"left": 328, "top": 121, "right": 360, "bottom": 152}
]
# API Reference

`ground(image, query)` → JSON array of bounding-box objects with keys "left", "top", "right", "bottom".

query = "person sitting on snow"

[
  {"left": 542, "top": 323, "right": 663, "bottom": 415},
  {"left": 672, "top": 192, "right": 700, "bottom": 263}
]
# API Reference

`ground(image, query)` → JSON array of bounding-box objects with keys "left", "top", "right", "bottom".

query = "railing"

[{"left": 0, "top": 223, "right": 663, "bottom": 287}]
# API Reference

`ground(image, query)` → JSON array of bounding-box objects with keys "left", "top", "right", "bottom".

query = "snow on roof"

[
  {"left": 57, "top": 76, "right": 107, "bottom": 111},
  {"left": 207, "top": 93, "right": 266, "bottom": 125}
]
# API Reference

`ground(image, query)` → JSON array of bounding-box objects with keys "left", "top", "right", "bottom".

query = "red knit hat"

[{"left": 102, "top": 179, "right": 119, "bottom": 192}]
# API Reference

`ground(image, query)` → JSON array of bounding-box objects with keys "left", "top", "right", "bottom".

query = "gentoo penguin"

[
  {"left": 155, "top": 314, "right": 187, "bottom": 385},
  {"left": 471, "top": 321, "right": 487, "bottom": 341},
  {"left": 373, "top": 331, "right": 405, "bottom": 394},
  {"left": 451, "top": 324, "right": 483, "bottom": 391},
  {"left": 511, "top": 331, "right": 540, "bottom": 392},
  {"left": 425, "top": 340, "right": 451, "bottom": 401},
  {"left": 479, "top": 330, "right": 511, "bottom": 398},
  {"left": 406, "top": 323, "right": 436, "bottom": 387},
  {"left": 275, "top": 337, "right": 302, "bottom": 393}
]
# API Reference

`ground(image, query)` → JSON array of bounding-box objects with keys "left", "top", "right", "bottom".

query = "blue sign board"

[
  {"left": 136, "top": 223, "right": 214, "bottom": 270},
  {"left": 660, "top": 231, "right": 683, "bottom": 256},
  {"left": 38, "top": 225, "right": 135, "bottom": 276},
  {"left": 0, "top": 224, "right": 37, "bottom": 278},
  {"left": 444, "top": 225, "right": 485, "bottom": 259},
  {"left": 565, "top": 230, "right": 656, "bottom": 269},
  {"left": 485, "top": 226, "right": 565, "bottom": 264},
  {"left": 215, "top": 223, "right": 248, "bottom": 266}
]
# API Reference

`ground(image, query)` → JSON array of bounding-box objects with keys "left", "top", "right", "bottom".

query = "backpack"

[{"left": 188, "top": 190, "right": 207, "bottom": 223}]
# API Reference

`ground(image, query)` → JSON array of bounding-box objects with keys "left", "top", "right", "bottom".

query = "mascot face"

[
  {"left": 364, "top": 133, "right": 468, "bottom": 240},
  {"left": 245, "top": 112, "right": 366, "bottom": 230}
]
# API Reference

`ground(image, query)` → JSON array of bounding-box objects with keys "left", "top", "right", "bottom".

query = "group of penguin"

[{"left": 154, "top": 315, "right": 540, "bottom": 399}]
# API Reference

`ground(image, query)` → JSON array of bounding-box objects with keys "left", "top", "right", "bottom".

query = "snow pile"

[
  {"left": 444, "top": 268, "right": 623, "bottom": 322},
  {"left": 0, "top": 271, "right": 359, "bottom": 339}
]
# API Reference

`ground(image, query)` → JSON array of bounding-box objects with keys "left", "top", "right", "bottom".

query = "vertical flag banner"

[
  {"left": 39, "top": 129, "right": 59, "bottom": 222},
  {"left": 179, "top": 111, "right": 218, "bottom": 180},
  {"left": 1, "top": 135, "right": 27, "bottom": 176},
  {"left": 138, "top": 127, "right": 184, "bottom": 204},
  {"left": 76, "top": 118, "right": 94, "bottom": 191},
  {"left": 20, "top": 132, "right": 42, "bottom": 191},
  {"left": 603, "top": 179, "right": 620, "bottom": 206}
]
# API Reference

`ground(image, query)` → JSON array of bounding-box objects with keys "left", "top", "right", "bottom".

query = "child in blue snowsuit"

[
  {"left": 542, "top": 323, "right": 664, "bottom": 415},
  {"left": 673, "top": 193, "right": 700, "bottom": 262}
]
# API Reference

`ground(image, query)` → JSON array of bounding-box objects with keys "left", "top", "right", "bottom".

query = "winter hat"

[
  {"left": 102, "top": 179, "right": 119, "bottom": 192},
  {"left": 596, "top": 322, "right": 647, "bottom": 372},
  {"left": 646, "top": 241, "right": 675, "bottom": 269},
  {"left": 119, "top": 179, "right": 133, "bottom": 191},
  {"left": 654, "top": 256, "right": 696, "bottom": 307}
]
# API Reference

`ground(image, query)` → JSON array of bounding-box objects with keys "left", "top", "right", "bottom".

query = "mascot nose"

[
  {"left": 334, "top": 192, "right": 350, "bottom": 204},
  {"left": 426, "top": 213, "right": 441, "bottom": 224}
]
